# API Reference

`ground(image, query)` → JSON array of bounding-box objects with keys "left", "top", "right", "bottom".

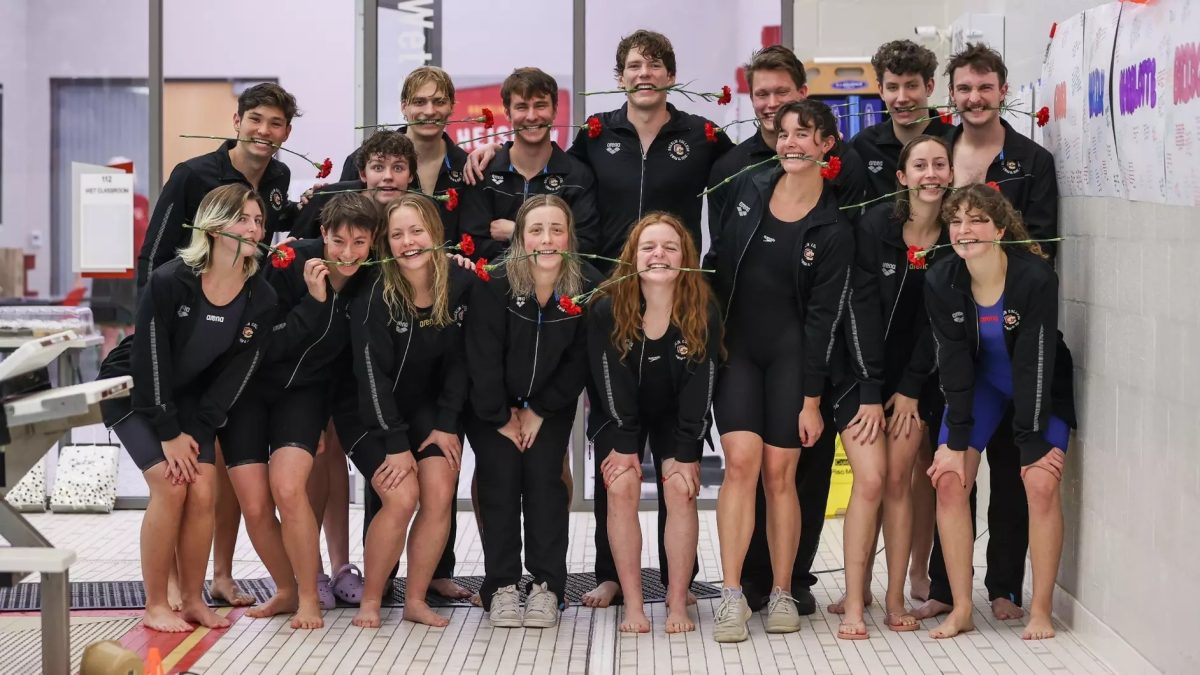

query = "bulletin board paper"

[
  {"left": 1113, "top": 0, "right": 1173, "bottom": 203},
  {"left": 1164, "top": 0, "right": 1200, "bottom": 206},
  {"left": 1081, "top": 2, "right": 1126, "bottom": 198},
  {"left": 1041, "top": 12, "right": 1087, "bottom": 196}
]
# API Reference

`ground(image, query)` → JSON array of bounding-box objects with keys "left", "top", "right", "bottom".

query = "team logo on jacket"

[
  {"left": 545, "top": 175, "right": 563, "bottom": 191},
  {"left": 239, "top": 323, "right": 257, "bottom": 343},
  {"left": 667, "top": 139, "right": 691, "bottom": 161},
  {"left": 394, "top": 319, "right": 409, "bottom": 334},
  {"left": 606, "top": 142, "right": 622, "bottom": 155},
  {"left": 449, "top": 169, "right": 464, "bottom": 183},
  {"left": 177, "top": 304, "right": 191, "bottom": 318},
  {"left": 269, "top": 188, "right": 284, "bottom": 211},
  {"left": 868, "top": 160, "right": 883, "bottom": 174},
  {"left": 952, "top": 311, "right": 965, "bottom": 323},
  {"left": 881, "top": 262, "right": 896, "bottom": 277},
  {"left": 736, "top": 202, "right": 750, "bottom": 217},
  {"left": 453, "top": 304, "right": 467, "bottom": 326},
  {"left": 1002, "top": 159, "right": 1021, "bottom": 175},
  {"left": 800, "top": 243, "right": 816, "bottom": 267},
  {"left": 490, "top": 174, "right": 504, "bottom": 185},
  {"left": 1002, "top": 309, "right": 1021, "bottom": 330},
  {"left": 674, "top": 338, "right": 690, "bottom": 360}
]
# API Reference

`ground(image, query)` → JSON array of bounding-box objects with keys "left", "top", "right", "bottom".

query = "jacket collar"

[{"left": 216, "top": 139, "right": 287, "bottom": 183}]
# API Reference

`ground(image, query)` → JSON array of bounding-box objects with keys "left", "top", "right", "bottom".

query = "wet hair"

[
  {"left": 320, "top": 192, "right": 381, "bottom": 239},
  {"left": 945, "top": 42, "right": 1008, "bottom": 87},
  {"left": 615, "top": 30, "right": 677, "bottom": 77},
  {"left": 356, "top": 130, "right": 418, "bottom": 177},
  {"left": 378, "top": 195, "right": 453, "bottom": 327},
  {"left": 237, "top": 83, "right": 300, "bottom": 123},
  {"left": 402, "top": 66, "right": 456, "bottom": 103},
  {"left": 745, "top": 45, "right": 807, "bottom": 90},
  {"left": 179, "top": 183, "right": 265, "bottom": 279},
  {"left": 773, "top": 99, "right": 842, "bottom": 156},
  {"left": 504, "top": 195, "right": 584, "bottom": 299},
  {"left": 501, "top": 67, "right": 559, "bottom": 111},
  {"left": 892, "top": 135, "right": 953, "bottom": 221},
  {"left": 871, "top": 40, "right": 938, "bottom": 85},
  {"left": 941, "top": 183, "right": 1046, "bottom": 258}
]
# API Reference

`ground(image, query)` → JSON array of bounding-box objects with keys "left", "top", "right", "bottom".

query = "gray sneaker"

[
  {"left": 712, "top": 588, "right": 752, "bottom": 643},
  {"left": 523, "top": 582, "right": 560, "bottom": 628},
  {"left": 489, "top": 585, "right": 522, "bottom": 628},
  {"left": 765, "top": 587, "right": 802, "bottom": 633}
]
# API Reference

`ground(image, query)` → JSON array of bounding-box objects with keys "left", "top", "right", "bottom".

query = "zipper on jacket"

[
  {"left": 526, "top": 305, "right": 543, "bottom": 399},
  {"left": 285, "top": 291, "right": 337, "bottom": 389},
  {"left": 390, "top": 321, "right": 415, "bottom": 393},
  {"left": 883, "top": 263, "right": 909, "bottom": 341},
  {"left": 637, "top": 139, "right": 648, "bottom": 219}
]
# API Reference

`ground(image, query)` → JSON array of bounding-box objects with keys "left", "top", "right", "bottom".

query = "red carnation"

[
  {"left": 316, "top": 157, "right": 333, "bottom": 179},
  {"left": 481, "top": 107, "right": 495, "bottom": 129},
  {"left": 717, "top": 85, "right": 732, "bottom": 106},
  {"left": 558, "top": 295, "right": 582, "bottom": 316},
  {"left": 986, "top": 180, "right": 1002, "bottom": 191},
  {"left": 907, "top": 245, "right": 927, "bottom": 269},
  {"left": 820, "top": 155, "right": 842, "bottom": 180},
  {"left": 458, "top": 233, "right": 475, "bottom": 257},
  {"left": 445, "top": 188, "right": 459, "bottom": 212},
  {"left": 939, "top": 109, "right": 953, "bottom": 124},
  {"left": 1049, "top": 22, "right": 1057, "bottom": 39},
  {"left": 704, "top": 121, "right": 718, "bottom": 143},
  {"left": 271, "top": 243, "right": 296, "bottom": 269},
  {"left": 586, "top": 116, "right": 602, "bottom": 139},
  {"left": 475, "top": 258, "right": 492, "bottom": 282},
  {"left": 1035, "top": 106, "right": 1050, "bottom": 127}
]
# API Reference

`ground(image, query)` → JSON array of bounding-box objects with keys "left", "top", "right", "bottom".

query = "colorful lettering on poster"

[
  {"left": 1176, "top": 43, "right": 1200, "bottom": 105},
  {"left": 1088, "top": 69, "right": 1106, "bottom": 117},
  {"left": 1054, "top": 82, "right": 1068, "bottom": 120},
  {"left": 1119, "top": 58, "right": 1157, "bottom": 114}
]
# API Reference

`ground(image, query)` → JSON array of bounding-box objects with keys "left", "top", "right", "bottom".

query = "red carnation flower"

[
  {"left": 558, "top": 295, "right": 582, "bottom": 316},
  {"left": 481, "top": 108, "right": 495, "bottom": 129},
  {"left": 704, "top": 121, "right": 718, "bottom": 143},
  {"left": 316, "top": 158, "right": 333, "bottom": 179},
  {"left": 445, "top": 188, "right": 459, "bottom": 212},
  {"left": 459, "top": 233, "right": 476, "bottom": 257},
  {"left": 271, "top": 243, "right": 296, "bottom": 269},
  {"left": 475, "top": 258, "right": 492, "bottom": 282},
  {"left": 1049, "top": 22, "right": 1057, "bottom": 39},
  {"left": 1035, "top": 106, "right": 1050, "bottom": 127},
  {"left": 939, "top": 109, "right": 953, "bottom": 124},
  {"left": 907, "top": 245, "right": 927, "bottom": 269},
  {"left": 586, "top": 116, "right": 602, "bottom": 139},
  {"left": 986, "top": 181, "right": 1002, "bottom": 191},
  {"left": 820, "top": 156, "right": 842, "bottom": 180},
  {"left": 717, "top": 85, "right": 732, "bottom": 106}
]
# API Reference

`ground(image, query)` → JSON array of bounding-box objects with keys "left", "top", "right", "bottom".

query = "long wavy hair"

[
  {"left": 503, "top": 194, "right": 585, "bottom": 299},
  {"left": 607, "top": 212, "right": 719, "bottom": 363},
  {"left": 941, "top": 183, "right": 1047, "bottom": 258},
  {"left": 892, "top": 134, "right": 953, "bottom": 222},
  {"left": 377, "top": 195, "right": 452, "bottom": 327},
  {"left": 178, "top": 183, "right": 264, "bottom": 279}
]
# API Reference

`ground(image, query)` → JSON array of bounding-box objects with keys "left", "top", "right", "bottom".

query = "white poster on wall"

[
  {"left": 1081, "top": 2, "right": 1126, "bottom": 198},
  {"left": 1164, "top": 0, "right": 1200, "bottom": 206},
  {"left": 1113, "top": 0, "right": 1173, "bottom": 203},
  {"left": 1040, "top": 13, "right": 1087, "bottom": 196}
]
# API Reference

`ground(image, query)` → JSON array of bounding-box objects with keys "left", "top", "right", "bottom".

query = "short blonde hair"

[
  {"left": 402, "top": 66, "right": 456, "bottom": 103},
  {"left": 178, "top": 184, "right": 265, "bottom": 279}
]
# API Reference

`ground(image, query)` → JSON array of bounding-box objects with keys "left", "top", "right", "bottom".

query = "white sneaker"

[
  {"left": 523, "top": 582, "right": 560, "bottom": 628},
  {"left": 765, "top": 587, "right": 802, "bottom": 633},
  {"left": 489, "top": 585, "right": 522, "bottom": 628},
  {"left": 712, "top": 588, "right": 752, "bottom": 643}
]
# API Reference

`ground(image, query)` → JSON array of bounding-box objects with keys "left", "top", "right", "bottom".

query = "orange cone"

[{"left": 143, "top": 646, "right": 164, "bottom": 675}]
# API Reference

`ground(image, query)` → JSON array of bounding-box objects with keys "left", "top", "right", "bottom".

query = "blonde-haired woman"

[
  {"left": 585, "top": 212, "right": 721, "bottom": 634},
  {"left": 98, "top": 183, "right": 277, "bottom": 633},
  {"left": 466, "top": 194, "right": 602, "bottom": 629},
  {"left": 342, "top": 194, "right": 473, "bottom": 628}
]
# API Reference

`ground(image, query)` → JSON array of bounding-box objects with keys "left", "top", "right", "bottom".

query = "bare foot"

[
  {"left": 246, "top": 592, "right": 298, "bottom": 619},
  {"left": 1022, "top": 613, "right": 1056, "bottom": 640},
  {"left": 143, "top": 605, "right": 192, "bottom": 633},
  {"left": 209, "top": 578, "right": 255, "bottom": 607},
  {"left": 582, "top": 581, "right": 622, "bottom": 608},
  {"left": 885, "top": 610, "right": 921, "bottom": 632},
  {"left": 167, "top": 578, "right": 183, "bottom": 611},
  {"left": 352, "top": 603, "right": 383, "bottom": 628},
  {"left": 181, "top": 602, "right": 230, "bottom": 629},
  {"left": 837, "top": 618, "right": 869, "bottom": 640},
  {"left": 404, "top": 600, "right": 450, "bottom": 627},
  {"left": 469, "top": 592, "right": 483, "bottom": 608},
  {"left": 428, "top": 578, "right": 472, "bottom": 600},
  {"left": 290, "top": 598, "right": 325, "bottom": 630},
  {"left": 909, "top": 575, "right": 931, "bottom": 602},
  {"left": 929, "top": 610, "right": 974, "bottom": 639},
  {"left": 665, "top": 605, "right": 695, "bottom": 633},
  {"left": 911, "top": 598, "right": 953, "bottom": 620},
  {"left": 618, "top": 608, "right": 651, "bottom": 633},
  {"left": 991, "top": 597, "right": 1025, "bottom": 620},
  {"left": 827, "top": 591, "right": 873, "bottom": 615}
]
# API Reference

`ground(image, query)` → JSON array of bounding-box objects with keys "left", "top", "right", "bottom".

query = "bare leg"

[
  {"left": 929, "top": 451, "right": 981, "bottom": 639},
  {"left": 607, "top": 463, "right": 649, "bottom": 633},
  {"left": 210, "top": 444, "right": 252, "bottom": 607},
  {"left": 323, "top": 424, "right": 352, "bottom": 574},
  {"left": 270, "top": 448, "right": 324, "bottom": 629},
  {"left": 140, "top": 465, "right": 192, "bottom": 633},
  {"left": 716, "top": 432, "right": 764, "bottom": 588},
  {"left": 306, "top": 436, "right": 331, "bottom": 576},
  {"left": 227, "top": 464, "right": 299, "bottom": 619},
  {"left": 837, "top": 433, "right": 887, "bottom": 638},
  {"left": 354, "top": 471, "right": 419, "bottom": 628},
  {"left": 662, "top": 472, "right": 698, "bottom": 633},
  {"left": 403, "top": 458, "right": 455, "bottom": 627},
  {"left": 882, "top": 428, "right": 922, "bottom": 630},
  {"left": 909, "top": 435, "right": 935, "bottom": 601},
  {"left": 761, "top": 444, "right": 801, "bottom": 591},
  {"left": 1022, "top": 467, "right": 1062, "bottom": 640},
  {"left": 178, "top": 465, "right": 231, "bottom": 629}
]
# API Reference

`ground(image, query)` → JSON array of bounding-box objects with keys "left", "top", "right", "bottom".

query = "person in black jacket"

[
  {"left": 466, "top": 194, "right": 602, "bottom": 629},
  {"left": 330, "top": 194, "right": 472, "bottom": 629},
  {"left": 99, "top": 184, "right": 277, "bottom": 633},
  {"left": 705, "top": 100, "right": 854, "bottom": 643},
  {"left": 456, "top": 68, "right": 600, "bottom": 261},
  {"left": 923, "top": 184, "right": 1075, "bottom": 640},
  {"left": 830, "top": 135, "right": 954, "bottom": 638},
  {"left": 585, "top": 212, "right": 720, "bottom": 635},
  {"left": 138, "top": 83, "right": 299, "bottom": 291},
  {"left": 213, "top": 193, "right": 378, "bottom": 630}
]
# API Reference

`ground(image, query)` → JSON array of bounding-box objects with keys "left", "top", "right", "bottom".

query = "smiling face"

[
  {"left": 402, "top": 81, "right": 454, "bottom": 143},
  {"left": 387, "top": 204, "right": 435, "bottom": 271},
  {"left": 322, "top": 223, "right": 373, "bottom": 276},
  {"left": 897, "top": 139, "right": 953, "bottom": 204},
  {"left": 635, "top": 222, "right": 683, "bottom": 287},
  {"left": 751, "top": 68, "right": 806, "bottom": 131},
  {"left": 880, "top": 70, "right": 935, "bottom": 126},
  {"left": 233, "top": 105, "right": 291, "bottom": 160},
  {"left": 775, "top": 110, "right": 835, "bottom": 175},
  {"left": 950, "top": 66, "right": 1007, "bottom": 128},
  {"left": 521, "top": 204, "right": 570, "bottom": 274},
  {"left": 618, "top": 47, "right": 675, "bottom": 111},
  {"left": 507, "top": 91, "right": 555, "bottom": 145},
  {"left": 948, "top": 202, "right": 1004, "bottom": 259},
  {"left": 360, "top": 153, "right": 412, "bottom": 205}
]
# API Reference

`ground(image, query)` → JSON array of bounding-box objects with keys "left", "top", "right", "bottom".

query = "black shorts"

[
  {"left": 217, "top": 382, "right": 330, "bottom": 467},
  {"left": 339, "top": 404, "right": 455, "bottom": 481},
  {"left": 831, "top": 377, "right": 944, "bottom": 433},
  {"left": 714, "top": 344, "right": 804, "bottom": 448},
  {"left": 590, "top": 412, "right": 681, "bottom": 465},
  {"left": 109, "top": 406, "right": 217, "bottom": 472}
]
